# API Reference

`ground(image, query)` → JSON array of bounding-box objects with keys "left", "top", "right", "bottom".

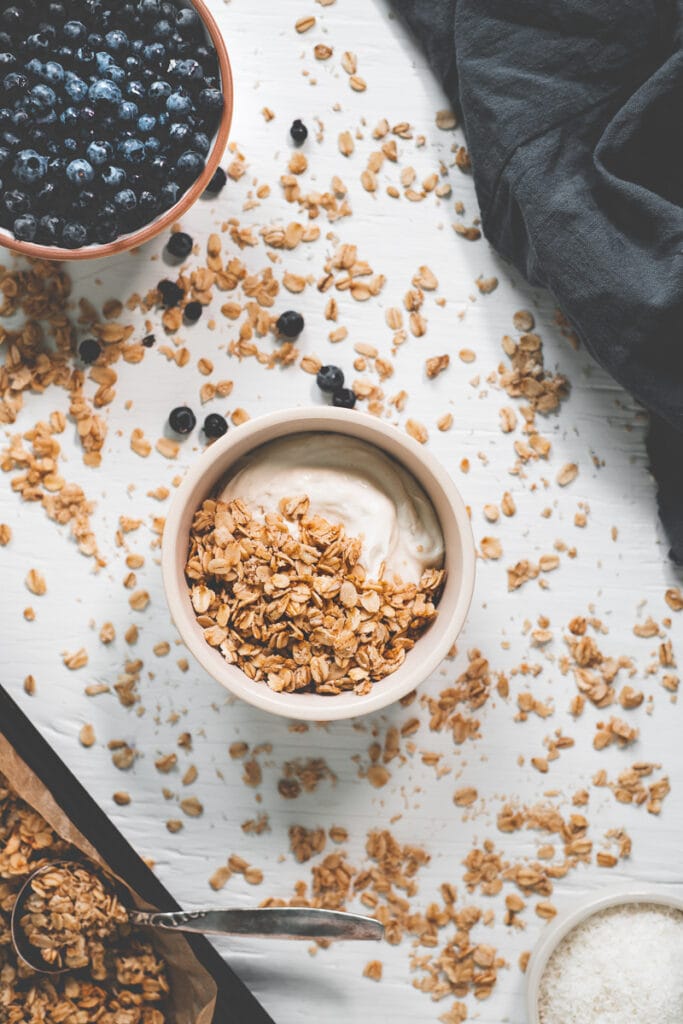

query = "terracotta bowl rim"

[{"left": 0, "top": 0, "right": 233, "bottom": 262}]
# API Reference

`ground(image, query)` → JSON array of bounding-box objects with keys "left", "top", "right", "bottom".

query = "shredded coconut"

[{"left": 539, "top": 903, "right": 683, "bottom": 1024}]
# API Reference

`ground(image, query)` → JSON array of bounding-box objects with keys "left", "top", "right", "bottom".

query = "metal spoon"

[{"left": 12, "top": 861, "right": 384, "bottom": 974}]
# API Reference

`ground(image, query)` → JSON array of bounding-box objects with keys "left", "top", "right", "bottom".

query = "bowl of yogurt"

[{"left": 162, "top": 407, "right": 476, "bottom": 720}]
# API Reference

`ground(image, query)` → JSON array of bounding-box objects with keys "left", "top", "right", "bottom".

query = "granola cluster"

[
  {"left": 185, "top": 497, "right": 445, "bottom": 695},
  {"left": 0, "top": 772, "right": 170, "bottom": 1023}
]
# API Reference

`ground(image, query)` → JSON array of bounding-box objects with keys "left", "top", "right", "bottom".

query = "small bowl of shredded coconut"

[{"left": 527, "top": 887, "right": 683, "bottom": 1024}]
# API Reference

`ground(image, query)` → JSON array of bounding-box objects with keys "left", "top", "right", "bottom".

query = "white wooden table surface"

[{"left": 2, "top": 2, "right": 683, "bottom": 1022}]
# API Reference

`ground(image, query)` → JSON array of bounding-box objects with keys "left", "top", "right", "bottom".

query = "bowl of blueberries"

[{"left": 0, "top": 0, "right": 232, "bottom": 258}]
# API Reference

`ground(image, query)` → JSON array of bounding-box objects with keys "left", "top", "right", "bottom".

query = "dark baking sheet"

[{"left": 0, "top": 684, "right": 275, "bottom": 1024}]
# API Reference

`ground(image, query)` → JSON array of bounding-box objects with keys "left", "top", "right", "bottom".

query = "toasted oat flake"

[
  {"left": 25, "top": 568, "right": 46, "bottom": 595},
  {"left": 295, "top": 15, "right": 316, "bottom": 32},
  {"left": 79, "top": 723, "right": 96, "bottom": 747},
  {"left": 557, "top": 462, "right": 579, "bottom": 486},
  {"left": 406, "top": 419, "right": 428, "bottom": 444}
]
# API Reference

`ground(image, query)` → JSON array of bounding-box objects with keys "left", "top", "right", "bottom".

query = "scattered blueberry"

[
  {"left": 184, "top": 300, "right": 201, "bottom": 323},
  {"left": 78, "top": 337, "right": 102, "bottom": 362},
  {"left": 166, "top": 230, "right": 192, "bottom": 259},
  {"left": 290, "top": 119, "right": 308, "bottom": 145},
  {"left": 203, "top": 165, "right": 226, "bottom": 195},
  {"left": 157, "top": 278, "right": 184, "bottom": 307},
  {"left": 316, "top": 364, "right": 345, "bottom": 393},
  {"left": 168, "top": 405, "right": 196, "bottom": 434},
  {"left": 142, "top": 332, "right": 155, "bottom": 347},
  {"left": 276, "top": 310, "right": 305, "bottom": 339},
  {"left": 203, "top": 413, "right": 228, "bottom": 439},
  {"left": 332, "top": 387, "right": 357, "bottom": 409}
]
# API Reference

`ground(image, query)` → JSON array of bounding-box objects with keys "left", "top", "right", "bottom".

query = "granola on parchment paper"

[
  {"left": 185, "top": 497, "right": 445, "bottom": 695},
  {"left": 0, "top": 771, "right": 170, "bottom": 1023}
]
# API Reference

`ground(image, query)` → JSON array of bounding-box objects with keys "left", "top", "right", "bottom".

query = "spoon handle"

[{"left": 128, "top": 906, "right": 384, "bottom": 940}]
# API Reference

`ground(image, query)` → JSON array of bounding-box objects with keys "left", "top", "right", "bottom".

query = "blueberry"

[
  {"left": 55, "top": 45, "right": 73, "bottom": 62},
  {"left": 203, "top": 413, "right": 228, "bottom": 439},
  {"left": 118, "top": 137, "right": 145, "bottom": 163},
  {"left": 77, "top": 338, "right": 101, "bottom": 362},
  {"left": 0, "top": 54, "right": 16, "bottom": 72},
  {"left": 173, "top": 58, "right": 203, "bottom": 82},
  {"left": 153, "top": 19, "right": 173, "bottom": 39},
  {"left": 159, "top": 179, "right": 180, "bottom": 208},
  {"left": 41, "top": 60, "right": 64, "bottom": 85},
  {"left": 61, "top": 221, "right": 88, "bottom": 248},
  {"left": 94, "top": 50, "right": 115, "bottom": 72},
  {"left": 137, "top": 113, "right": 156, "bottom": 133},
  {"left": 175, "top": 7, "right": 200, "bottom": 33},
  {"left": 34, "top": 181, "right": 58, "bottom": 210},
  {"left": 138, "top": 0, "right": 160, "bottom": 19},
  {"left": 203, "top": 165, "right": 226, "bottom": 195},
  {"left": 13, "top": 213, "right": 37, "bottom": 241},
  {"left": 101, "top": 164, "right": 126, "bottom": 188},
  {"left": 184, "top": 300, "right": 201, "bottom": 323},
  {"left": 138, "top": 190, "right": 158, "bottom": 216},
  {"left": 89, "top": 78, "right": 122, "bottom": 105},
  {"left": 93, "top": 216, "right": 118, "bottom": 243},
  {"left": 143, "top": 42, "right": 165, "bottom": 66},
  {"left": 316, "top": 364, "right": 345, "bottom": 393},
  {"left": 27, "top": 32, "right": 52, "bottom": 54},
  {"left": 191, "top": 131, "right": 210, "bottom": 155},
  {"left": 105, "top": 29, "right": 129, "bottom": 54},
  {"left": 118, "top": 100, "right": 139, "bottom": 121},
  {"left": 60, "top": 106, "right": 79, "bottom": 128},
  {"left": 142, "top": 333, "right": 155, "bottom": 347},
  {"left": 11, "top": 110, "right": 32, "bottom": 131},
  {"left": 168, "top": 405, "right": 195, "bottom": 434},
  {"left": 62, "top": 20, "right": 87, "bottom": 43},
  {"left": 276, "top": 310, "right": 304, "bottom": 339},
  {"left": 4, "top": 189, "right": 29, "bottom": 214},
  {"left": 48, "top": 1, "right": 65, "bottom": 16},
  {"left": 332, "top": 387, "right": 357, "bottom": 409},
  {"left": 124, "top": 54, "right": 142, "bottom": 73},
  {"left": 66, "top": 158, "right": 94, "bottom": 185},
  {"left": 0, "top": 108, "right": 10, "bottom": 128},
  {"left": 166, "top": 89, "right": 192, "bottom": 118},
  {"left": 167, "top": 121, "right": 191, "bottom": 148},
  {"left": 29, "top": 83, "right": 55, "bottom": 109},
  {"left": 157, "top": 278, "right": 183, "bottom": 307},
  {"left": 63, "top": 137, "right": 79, "bottom": 154},
  {"left": 126, "top": 79, "right": 146, "bottom": 102},
  {"left": 176, "top": 149, "right": 203, "bottom": 182},
  {"left": 149, "top": 153, "right": 169, "bottom": 179},
  {"left": 64, "top": 71, "right": 88, "bottom": 102},
  {"left": 290, "top": 119, "right": 308, "bottom": 145},
  {"left": 74, "top": 46, "right": 95, "bottom": 68},
  {"left": 198, "top": 87, "right": 223, "bottom": 115},
  {"left": 114, "top": 187, "right": 136, "bottom": 211},
  {"left": 13, "top": 149, "right": 47, "bottom": 185},
  {"left": 86, "top": 139, "right": 112, "bottom": 165},
  {"left": 72, "top": 188, "right": 98, "bottom": 213},
  {"left": 36, "top": 213, "right": 62, "bottom": 243},
  {"left": 3, "top": 72, "right": 28, "bottom": 96},
  {"left": 166, "top": 230, "right": 192, "bottom": 259},
  {"left": 144, "top": 136, "right": 161, "bottom": 157},
  {"left": 1, "top": 131, "right": 21, "bottom": 150},
  {"left": 106, "top": 64, "right": 127, "bottom": 86}
]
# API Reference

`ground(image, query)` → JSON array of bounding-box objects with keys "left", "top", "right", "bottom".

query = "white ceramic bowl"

[
  {"left": 162, "top": 407, "right": 476, "bottom": 721},
  {"left": 526, "top": 883, "right": 683, "bottom": 1023}
]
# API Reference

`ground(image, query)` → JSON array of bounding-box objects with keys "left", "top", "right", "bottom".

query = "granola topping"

[{"left": 185, "top": 496, "right": 445, "bottom": 695}]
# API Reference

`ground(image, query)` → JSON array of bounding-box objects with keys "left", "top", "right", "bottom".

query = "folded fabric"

[{"left": 391, "top": 0, "right": 683, "bottom": 564}]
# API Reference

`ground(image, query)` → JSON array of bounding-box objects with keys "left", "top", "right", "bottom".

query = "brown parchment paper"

[{"left": 0, "top": 733, "right": 217, "bottom": 1024}]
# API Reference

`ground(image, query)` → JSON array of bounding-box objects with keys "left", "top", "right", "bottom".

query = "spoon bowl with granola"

[{"left": 11, "top": 860, "right": 384, "bottom": 974}]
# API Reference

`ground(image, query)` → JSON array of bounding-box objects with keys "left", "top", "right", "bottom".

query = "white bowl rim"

[
  {"left": 161, "top": 406, "right": 476, "bottom": 721},
  {"left": 526, "top": 882, "right": 683, "bottom": 1023}
]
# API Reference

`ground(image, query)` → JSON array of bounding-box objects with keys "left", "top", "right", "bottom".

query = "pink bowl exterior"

[{"left": 161, "top": 408, "right": 476, "bottom": 721}]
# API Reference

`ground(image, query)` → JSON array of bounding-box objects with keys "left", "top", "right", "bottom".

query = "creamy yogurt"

[{"left": 217, "top": 432, "right": 444, "bottom": 585}]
